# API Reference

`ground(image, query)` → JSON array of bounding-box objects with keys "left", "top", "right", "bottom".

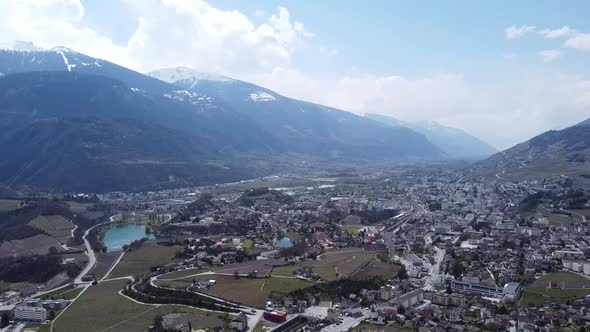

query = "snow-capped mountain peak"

[{"left": 148, "top": 66, "right": 233, "bottom": 84}]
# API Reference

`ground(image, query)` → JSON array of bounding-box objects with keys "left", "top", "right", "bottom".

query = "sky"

[{"left": 1, "top": 0, "right": 590, "bottom": 149}]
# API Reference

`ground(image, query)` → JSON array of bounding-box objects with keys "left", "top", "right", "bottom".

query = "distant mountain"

[
  {"left": 365, "top": 113, "right": 497, "bottom": 159},
  {"left": 0, "top": 71, "right": 263, "bottom": 192},
  {"left": 0, "top": 43, "right": 446, "bottom": 192},
  {"left": 148, "top": 67, "right": 444, "bottom": 161},
  {"left": 471, "top": 117, "right": 590, "bottom": 180}
]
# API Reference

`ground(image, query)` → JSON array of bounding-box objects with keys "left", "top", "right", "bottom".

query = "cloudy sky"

[{"left": 1, "top": 0, "right": 590, "bottom": 149}]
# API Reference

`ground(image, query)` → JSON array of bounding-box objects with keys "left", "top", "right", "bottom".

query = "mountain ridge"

[
  {"left": 470, "top": 116, "right": 590, "bottom": 180},
  {"left": 365, "top": 113, "right": 497, "bottom": 159},
  {"left": 0, "top": 45, "right": 447, "bottom": 192}
]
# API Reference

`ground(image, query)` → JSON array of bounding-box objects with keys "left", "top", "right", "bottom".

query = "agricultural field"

[
  {"left": 29, "top": 215, "right": 75, "bottom": 244},
  {"left": 53, "top": 279, "right": 228, "bottom": 332},
  {"left": 0, "top": 199, "right": 22, "bottom": 212},
  {"left": 108, "top": 242, "right": 183, "bottom": 279},
  {"left": 65, "top": 201, "right": 95, "bottom": 213},
  {"left": 91, "top": 252, "right": 123, "bottom": 280},
  {"left": 520, "top": 271, "right": 590, "bottom": 307},
  {"left": 160, "top": 274, "right": 314, "bottom": 307}
]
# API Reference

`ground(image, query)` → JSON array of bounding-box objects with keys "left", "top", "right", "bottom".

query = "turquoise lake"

[{"left": 102, "top": 224, "right": 155, "bottom": 252}]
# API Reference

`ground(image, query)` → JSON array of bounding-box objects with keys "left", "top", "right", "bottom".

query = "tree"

[
  {"left": 1, "top": 313, "right": 9, "bottom": 328},
  {"left": 397, "top": 305, "right": 406, "bottom": 315},
  {"left": 451, "top": 261, "right": 463, "bottom": 279},
  {"left": 48, "top": 309, "right": 56, "bottom": 320},
  {"left": 397, "top": 266, "right": 409, "bottom": 280},
  {"left": 48, "top": 246, "right": 59, "bottom": 255}
]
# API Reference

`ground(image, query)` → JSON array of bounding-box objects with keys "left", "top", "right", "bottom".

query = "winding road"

[{"left": 74, "top": 215, "right": 118, "bottom": 284}]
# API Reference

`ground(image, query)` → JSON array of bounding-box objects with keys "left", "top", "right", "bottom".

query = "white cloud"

[
  {"left": 538, "top": 26, "right": 577, "bottom": 39},
  {"left": 0, "top": 0, "right": 312, "bottom": 72},
  {"left": 249, "top": 68, "right": 590, "bottom": 149},
  {"left": 505, "top": 25, "right": 535, "bottom": 40},
  {"left": 564, "top": 33, "right": 590, "bottom": 52},
  {"left": 538, "top": 49, "right": 561, "bottom": 62}
]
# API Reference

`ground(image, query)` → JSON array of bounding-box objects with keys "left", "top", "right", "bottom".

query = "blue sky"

[
  {"left": 2, "top": 0, "right": 590, "bottom": 148},
  {"left": 81, "top": 0, "right": 590, "bottom": 79}
]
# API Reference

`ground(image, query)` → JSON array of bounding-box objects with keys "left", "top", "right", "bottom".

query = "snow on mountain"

[
  {"left": 163, "top": 90, "right": 214, "bottom": 105},
  {"left": 249, "top": 91, "right": 276, "bottom": 102},
  {"left": 148, "top": 67, "right": 232, "bottom": 84}
]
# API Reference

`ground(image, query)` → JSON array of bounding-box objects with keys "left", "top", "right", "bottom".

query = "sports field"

[
  {"left": 303, "top": 248, "right": 387, "bottom": 280},
  {"left": 520, "top": 271, "right": 590, "bottom": 307}
]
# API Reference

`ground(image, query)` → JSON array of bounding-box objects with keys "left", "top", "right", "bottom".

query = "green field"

[
  {"left": 53, "top": 279, "right": 227, "bottom": 332},
  {"left": 159, "top": 274, "right": 314, "bottom": 307},
  {"left": 520, "top": 288, "right": 590, "bottom": 307},
  {"left": 242, "top": 239, "right": 254, "bottom": 249},
  {"left": 314, "top": 266, "right": 338, "bottom": 281},
  {"left": 271, "top": 265, "right": 297, "bottom": 277},
  {"left": 24, "top": 324, "right": 50, "bottom": 332},
  {"left": 532, "top": 271, "right": 590, "bottom": 285},
  {"left": 108, "top": 242, "right": 183, "bottom": 279},
  {"left": 520, "top": 271, "right": 590, "bottom": 307},
  {"left": 568, "top": 209, "right": 590, "bottom": 218},
  {"left": 302, "top": 249, "right": 397, "bottom": 281},
  {"left": 0, "top": 280, "right": 11, "bottom": 291},
  {"left": 534, "top": 205, "right": 576, "bottom": 225},
  {"left": 0, "top": 199, "right": 22, "bottom": 212},
  {"left": 41, "top": 286, "right": 85, "bottom": 300},
  {"left": 65, "top": 201, "right": 95, "bottom": 213},
  {"left": 342, "top": 225, "right": 362, "bottom": 235}
]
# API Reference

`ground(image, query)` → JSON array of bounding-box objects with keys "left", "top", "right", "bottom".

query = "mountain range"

[
  {"left": 365, "top": 113, "right": 497, "bottom": 159},
  {"left": 0, "top": 42, "right": 448, "bottom": 192},
  {"left": 470, "top": 118, "right": 590, "bottom": 180}
]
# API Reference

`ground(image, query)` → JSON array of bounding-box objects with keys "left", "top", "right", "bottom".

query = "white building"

[{"left": 14, "top": 306, "right": 46, "bottom": 322}]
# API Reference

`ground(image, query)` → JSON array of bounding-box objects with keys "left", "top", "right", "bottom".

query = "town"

[{"left": 2, "top": 166, "right": 589, "bottom": 332}]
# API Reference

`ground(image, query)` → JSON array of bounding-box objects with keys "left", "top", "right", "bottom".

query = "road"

[
  {"left": 74, "top": 214, "right": 117, "bottom": 284},
  {"left": 320, "top": 313, "right": 368, "bottom": 332},
  {"left": 423, "top": 246, "right": 446, "bottom": 291}
]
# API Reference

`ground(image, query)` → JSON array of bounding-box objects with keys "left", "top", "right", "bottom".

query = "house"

[{"left": 230, "top": 312, "right": 248, "bottom": 331}]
